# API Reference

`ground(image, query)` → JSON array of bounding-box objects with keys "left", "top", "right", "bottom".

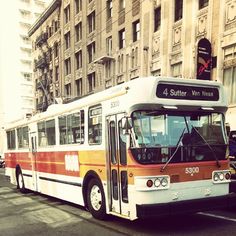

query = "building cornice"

[{"left": 28, "top": 0, "right": 61, "bottom": 37}]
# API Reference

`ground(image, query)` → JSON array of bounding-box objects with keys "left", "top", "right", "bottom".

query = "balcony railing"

[
  {"left": 35, "top": 32, "right": 48, "bottom": 47},
  {"left": 35, "top": 57, "right": 47, "bottom": 69},
  {"left": 36, "top": 79, "right": 47, "bottom": 90},
  {"left": 36, "top": 101, "right": 48, "bottom": 112}
]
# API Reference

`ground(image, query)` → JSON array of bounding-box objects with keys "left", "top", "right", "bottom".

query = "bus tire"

[
  {"left": 87, "top": 178, "right": 106, "bottom": 220},
  {"left": 16, "top": 169, "right": 27, "bottom": 193}
]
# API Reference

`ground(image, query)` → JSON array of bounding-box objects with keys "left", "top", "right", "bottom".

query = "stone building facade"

[{"left": 29, "top": 0, "right": 236, "bottom": 120}]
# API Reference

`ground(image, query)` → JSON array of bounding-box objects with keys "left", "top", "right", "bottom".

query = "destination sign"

[{"left": 156, "top": 83, "right": 219, "bottom": 101}]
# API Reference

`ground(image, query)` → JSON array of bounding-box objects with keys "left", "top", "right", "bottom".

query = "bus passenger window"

[
  {"left": 88, "top": 105, "right": 102, "bottom": 145},
  {"left": 59, "top": 116, "right": 67, "bottom": 144},
  {"left": 59, "top": 110, "right": 84, "bottom": 145},
  {"left": 46, "top": 119, "right": 56, "bottom": 145},
  {"left": 38, "top": 122, "right": 47, "bottom": 146},
  {"left": 6, "top": 129, "right": 16, "bottom": 150},
  {"left": 38, "top": 119, "right": 56, "bottom": 146},
  {"left": 17, "top": 126, "right": 29, "bottom": 148}
]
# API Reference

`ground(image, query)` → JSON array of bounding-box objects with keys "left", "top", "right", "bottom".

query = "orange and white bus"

[{"left": 4, "top": 76, "right": 236, "bottom": 220}]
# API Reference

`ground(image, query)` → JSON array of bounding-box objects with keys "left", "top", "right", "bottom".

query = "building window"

[
  {"left": 174, "top": 0, "right": 183, "bottom": 22},
  {"left": 154, "top": 7, "right": 161, "bottom": 32},
  {"left": 133, "top": 20, "right": 140, "bottom": 42},
  {"left": 23, "top": 72, "right": 32, "bottom": 81},
  {"left": 199, "top": 0, "right": 209, "bottom": 9},
  {"left": 55, "top": 66, "right": 59, "bottom": 81},
  {"left": 107, "top": 0, "right": 112, "bottom": 19},
  {"left": 87, "top": 42, "right": 95, "bottom": 63},
  {"left": 106, "top": 36, "right": 112, "bottom": 55},
  {"left": 171, "top": 62, "right": 182, "bottom": 77},
  {"left": 54, "top": 20, "right": 59, "bottom": 32},
  {"left": 119, "top": 0, "right": 125, "bottom": 11},
  {"left": 118, "top": 54, "right": 124, "bottom": 73},
  {"left": 75, "top": 22, "right": 82, "bottom": 42},
  {"left": 64, "top": 31, "right": 70, "bottom": 49},
  {"left": 75, "top": 0, "right": 82, "bottom": 14},
  {"left": 131, "top": 48, "right": 138, "bottom": 68},
  {"left": 76, "top": 78, "right": 83, "bottom": 97},
  {"left": 22, "top": 35, "right": 30, "bottom": 44},
  {"left": 65, "top": 83, "right": 71, "bottom": 98},
  {"left": 88, "top": 72, "right": 96, "bottom": 92},
  {"left": 64, "top": 5, "right": 70, "bottom": 24},
  {"left": 119, "top": 28, "right": 125, "bottom": 49},
  {"left": 223, "top": 45, "right": 236, "bottom": 104},
  {"left": 65, "top": 58, "right": 71, "bottom": 75},
  {"left": 223, "top": 45, "right": 236, "bottom": 105},
  {"left": 105, "top": 60, "right": 113, "bottom": 78},
  {"left": 88, "top": 11, "right": 95, "bottom": 33},
  {"left": 75, "top": 50, "right": 82, "bottom": 69},
  {"left": 54, "top": 42, "right": 59, "bottom": 57}
]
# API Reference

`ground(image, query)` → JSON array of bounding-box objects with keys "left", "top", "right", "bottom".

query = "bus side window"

[
  {"left": 59, "top": 110, "right": 85, "bottom": 145},
  {"left": 7, "top": 129, "right": 16, "bottom": 150},
  {"left": 38, "top": 119, "right": 56, "bottom": 146},
  {"left": 88, "top": 105, "right": 102, "bottom": 145},
  {"left": 17, "top": 126, "right": 29, "bottom": 148}
]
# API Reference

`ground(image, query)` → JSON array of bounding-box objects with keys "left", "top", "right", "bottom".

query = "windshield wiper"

[
  {"left": 191, "top": 126, "right": 221, "bottom": 168},
  {"left": 161, "top": 128, "right": 186, "bottom": 172}
]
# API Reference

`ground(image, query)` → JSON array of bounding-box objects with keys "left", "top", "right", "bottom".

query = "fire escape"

[{"left": 34, "top": 32, "right": 53, "bottom": 112}]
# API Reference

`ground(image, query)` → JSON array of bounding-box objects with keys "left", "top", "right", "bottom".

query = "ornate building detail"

[
  {"left": 88, "top": 63, "right": 96, "bottom": 74},
  {"left": 172, "top": 23, "right": 182, "bottom": 51},
  {"left": 170, "top": 52, "right": 182, "bottom": 65},
  {"left": 75, "top": 69, "right": 83, "bottom": 80},
  {"left": 87, "top": 1, "right": 95, "bottom": 14},
  {"left": 106, "top": 18, "right": 112, "bottom": 33},
  {"left": 130, "top": 67, "right": 140, "bottom": 80},
  {"left": 132, "top": 0, "right": 140, "bottom": 17},
  {"left": 197, "top": 14, "right": 207, "bottom": 35},
  {"left": 75, "top": 14, "right": 82, "bottom": 25},
  {"left": 225, "top": 1, "right": 236, "bottom": 31},
  {"left": 65, "top": 74, "right": 71, "bottom": 84},
  {"left": 118, "top": 9, "right": 125, "bottom": 25},
  {"left": 105, "top": 78, "right": 112, "bottom": 88},
  {"left": 152, "top": 34, "right": 160, "bottom": 59}
]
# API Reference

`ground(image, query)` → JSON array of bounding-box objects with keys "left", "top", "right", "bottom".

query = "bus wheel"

[
  {"left": 87, "top": 178, "right": 106, "bottom": 220},
  {"left": 16, "top": 169, "right": 27, "bottom": 193}
]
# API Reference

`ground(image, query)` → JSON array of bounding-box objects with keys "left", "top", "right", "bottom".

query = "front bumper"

[{"left": 136, "top": 193, "right": 236, "bottom": 218}]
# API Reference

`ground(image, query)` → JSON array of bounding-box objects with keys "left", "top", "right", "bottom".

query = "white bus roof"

[{"left": 5, "top": 76, "right": 227, "bottom": 129}]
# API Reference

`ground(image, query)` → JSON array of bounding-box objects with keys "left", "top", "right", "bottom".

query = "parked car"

[{"left": 0, "top": 156, "right": 5, "bottom": 168}]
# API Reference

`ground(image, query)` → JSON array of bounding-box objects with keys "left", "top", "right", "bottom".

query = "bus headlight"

[
  {"left": 161, "top": 178, "right": 168, "bottom": 187},
  {"left": 154, "top": 178, "right": 161, "bottom": 187},
  {"left": 213, "top": 173, "right": 219, "bottom": 181},
  {"left": 212, "top": 170, "right": 231, "bottom": 183}
]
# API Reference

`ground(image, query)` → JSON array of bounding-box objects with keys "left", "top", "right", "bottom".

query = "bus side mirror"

[{"left": 122, "top": 117, "right": 132, "bottom": 135}]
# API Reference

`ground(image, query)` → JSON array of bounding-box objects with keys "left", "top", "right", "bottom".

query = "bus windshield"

[{"left": 131, "top": 111, "right": 227, "bottom": 164}]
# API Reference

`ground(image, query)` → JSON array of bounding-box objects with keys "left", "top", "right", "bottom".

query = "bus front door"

[
  {"left": 107, "top": 114, "right": 129, "bottom": 218},
  {"left": 29, "top": 131, "right": 39, "bottom": 192}
]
